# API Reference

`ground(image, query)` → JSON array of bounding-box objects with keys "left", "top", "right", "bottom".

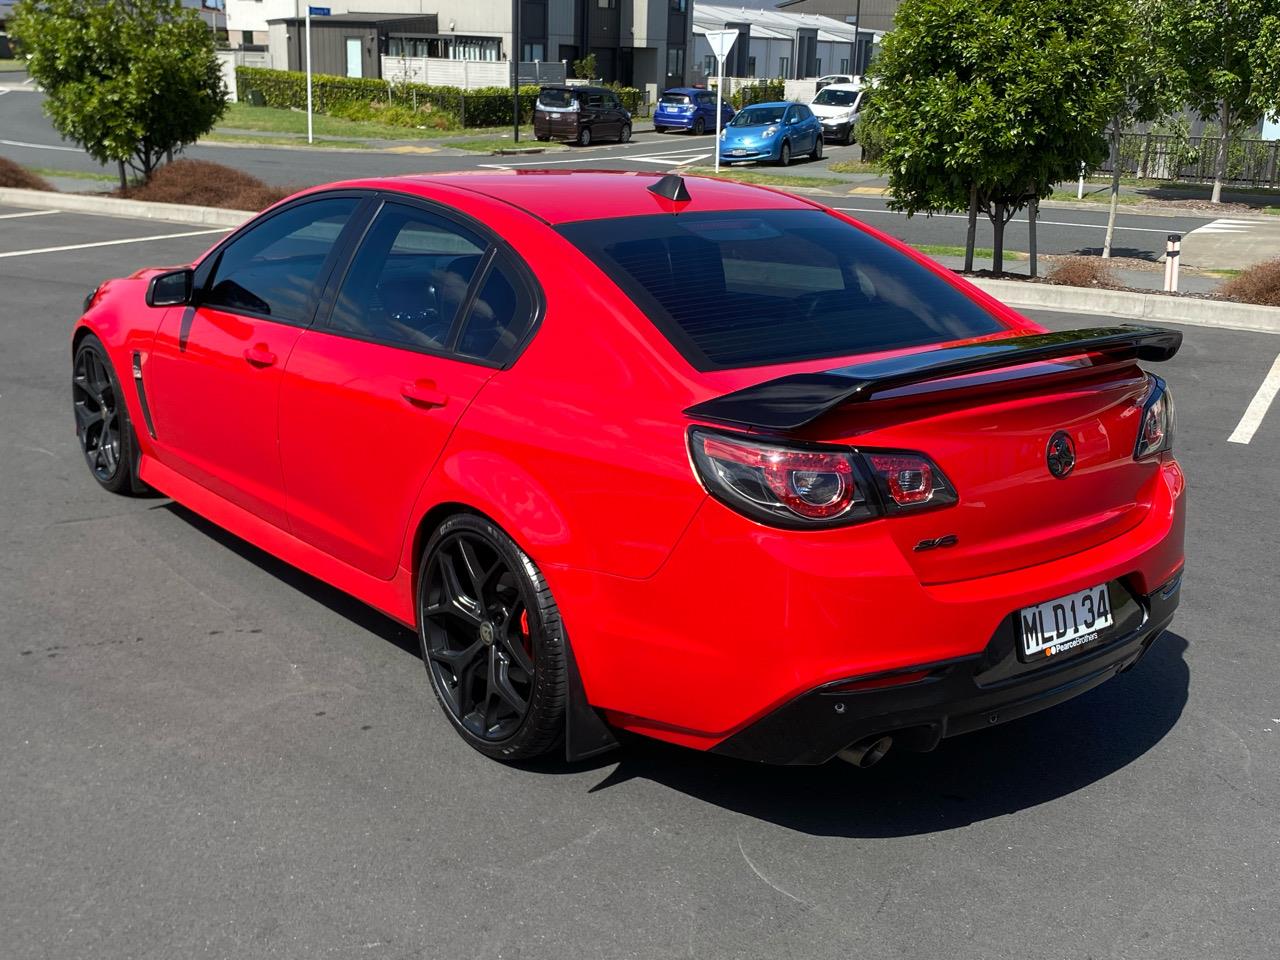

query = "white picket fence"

[{"left": 380, "top": 57, "right": 567, "bottom": 90}]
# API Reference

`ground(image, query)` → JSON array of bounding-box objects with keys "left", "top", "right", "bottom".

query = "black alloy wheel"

[
  {"left": 418, "top": 514, "right": 566, "bottom": 759},
  {"left": 578, "top": 126, "right": 592, "bottom": 147},
  {"left": 693, "top": 117, "right": 705, "bottom": 136},
  {"left": 72, "top": 335, "right": 143, "bottom": 494},
  {"left": 811, "top": 136, "right": 823, "bottom": 160},
  {"left": 619, "top": 123, "right": 632, "bottom": 143},
  {"left": 779, "top": 141, "right": 791, "bottom": 166}
]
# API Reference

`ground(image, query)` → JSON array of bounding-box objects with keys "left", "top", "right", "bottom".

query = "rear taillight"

[
  {"left": 688, "top": 427, "right": 956, "bottom": 528},
  {"left": 1134, "top": 375, "right": 1175, "bottom": 460}
]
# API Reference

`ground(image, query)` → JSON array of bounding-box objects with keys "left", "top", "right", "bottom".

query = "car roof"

[
  {"left": 817, "top": 82, "right": 862, "bottom": 92},
  {"left": 738, "top": 101, "right": 797, "bottom": 109},
  {"left": 331, "top": 171, "right": 818, "bottom": 225},
  {"left": 663, "top": 87, "right": 707, "bottom": 94}
]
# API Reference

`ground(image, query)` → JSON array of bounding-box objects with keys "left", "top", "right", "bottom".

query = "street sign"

[
  {"left": 705, "top": 30, "right": 737, "bottom": 61},
  {"left": 308, "top": 6, "right": 330, "bottom": 15},
  {"left": 704, "top": 31, "right": 738, "bottom": 173}
]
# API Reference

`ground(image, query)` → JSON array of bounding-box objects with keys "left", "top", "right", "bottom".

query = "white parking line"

[
  {"left": 0, "top": 137, "right": 82, "bottom": 153},
  {"left": 1228, "top": 353, "right": 1280, "bottom": 445},
  {"left": 0, "top": 209, "right": 61, "bottom": 220},
  {"left": 831, "top": 206, "right": 1193, "bottom": 235},
  {"left": 0, "top": 227, "right": 229, "bottom": 260}
]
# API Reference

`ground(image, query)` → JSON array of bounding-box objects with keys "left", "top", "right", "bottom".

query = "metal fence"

[{"left": 1099, "top": 133, "right": 1280, "bottom": 188}]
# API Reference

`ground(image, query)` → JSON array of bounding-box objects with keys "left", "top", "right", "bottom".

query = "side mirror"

[{"left": 146, "top": 268, "right": 194, "bottom": 307}]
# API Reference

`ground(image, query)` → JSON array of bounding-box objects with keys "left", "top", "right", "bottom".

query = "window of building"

[
  {"left": 598, "top": 0, "right": 615, "bottom": 8},
  {"left": 815, "top": 59, "right": 822, "bottom": 75},
  {"left": 241, "top": 30, "right": 254, "bottom": 46},
  {"left": 667, "top": 45, "right": 685, "bottom": 79},
  {"left": 747, "top": 56, "right": 756, "bottom": 77},
  {"left": 522, "top": 43, "right": 545, "bottom": 61},
  {"left": 778, "top": 56, "right": 789, "bottom": 78},
  {"left": 839, "top": 58, "right": 849, "bottom": 74},
  {"left": 703, "top": 55, "right": 715, "bottom": 76},
  {"left": 670, "top": 0, "right": 687, "bottom": 11}
]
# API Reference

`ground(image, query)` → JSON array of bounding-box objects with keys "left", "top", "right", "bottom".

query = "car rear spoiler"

[{"left": 683, "top": 324, "right": 1182, "bottom": 431}]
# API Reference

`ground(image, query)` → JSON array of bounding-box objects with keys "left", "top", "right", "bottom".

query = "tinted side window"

[
  {"left": 585, "top": 93, "right": 604, "bottom": 109},
  {"left": 455, "top": 258, "right": 536, "bottom": 364},
  {"left": 327, "top": 202, "right": 486, "bottom": 351},
  {"left": 203, "top": 197, "right": 358, "bottom": 323}
]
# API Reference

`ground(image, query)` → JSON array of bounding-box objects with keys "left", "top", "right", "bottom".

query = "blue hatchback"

[
  {"left": 719, "top": 101, "right": 824, "bottom": 166},
  {"left": 654, "top": 87, "right": 735, "bottom": 135}
]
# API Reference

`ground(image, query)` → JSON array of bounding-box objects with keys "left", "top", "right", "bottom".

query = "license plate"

[
  {"left": 732, "top": 149, "right": 747, "bottom": 156},
  {"left": 1018, "top": 583, "right": 1112, "bottom": 659}
]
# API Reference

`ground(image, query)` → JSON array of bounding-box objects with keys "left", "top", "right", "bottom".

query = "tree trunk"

[
  {"left": 964, "top": 184, "right": 978, "bottom": 273},
  {"left": 1028, "top": 196, "right": 1038, "bottom": 278},
  {"left": 117, "top": 160, "right": 127, "bottom": 193},
  {"left": 992, "top": 202, "right": 1006, "bottom": 275},
  {"left": 1212, "top": 101, "right": 1230, "bottom": 204},
  {"left": 1103, "top": 119, "right": 1122, "bottom": 258}
]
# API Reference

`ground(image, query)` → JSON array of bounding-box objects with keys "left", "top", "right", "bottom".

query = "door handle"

[
  {"left": 243, "top": 343, "right": 277, "bottom": 367},
  {"left": 401, "top": 379, "right": 448, "bottom": 409}
]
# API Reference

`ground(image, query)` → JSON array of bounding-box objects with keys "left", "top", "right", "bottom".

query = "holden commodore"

[{"left": 71, "top": 171, "right": 1185, "bottom": 766}]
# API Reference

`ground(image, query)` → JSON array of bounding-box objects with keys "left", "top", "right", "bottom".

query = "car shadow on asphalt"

[
  {"left": 164, "top": 503, "right": 422, "bottom": 659},
  {"left": 576, "top": 633, "right": 1191, "bottom": 838},
  {"left": 164, "top": 502, "right": 1189, "bottom": 836},
  {"left": 1069, "top": 246, "right": 1160, "bottom": 262}
]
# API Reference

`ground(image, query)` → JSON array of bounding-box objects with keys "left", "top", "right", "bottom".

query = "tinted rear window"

[
  {"left": 538, "top": 89, "right": 576, "bottom": 109},
  {"left": 557, "top": 209, "right": 1006, "bottom": 370},
  {"left": 660, "top": 93, "right": 692, "bottom": 105}
]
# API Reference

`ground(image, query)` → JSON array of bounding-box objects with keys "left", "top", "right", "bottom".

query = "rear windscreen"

[
  {"left": 538, "top": 89, "right": 576, "bottom": 109},
  {"left": 660, "top": 94, "right": 692, "bottom": 105},
  {"left": 557, "top": 209, "right": 1006, "bottom": 370}
]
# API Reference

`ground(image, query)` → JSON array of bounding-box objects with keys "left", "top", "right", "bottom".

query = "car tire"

[
  {"left": 535, "top": 135, "right": 550, "bottom": 142},
  {"left": 619, "top": 124, "right": 631, "bottom": 143},
  {"left": 778, "top": 141, "right": 791, "bottom": 167},
  {"left": 418, "top": 513, "right": 567, "bottom": 761},
  {"left": 693, "top": 117, "right": 705, "bottom": 136},
  {"left": 843, "top": 127, "right": 854, "bottom": 146},
  {"left": 577, "top": 126, "right": 592, "bottom": 147},
  {"left": 72, "top": 333, "right": 146, "bottom": 496},
  {"left": 811, "top": 136, "right": 823, "bottom": 161}
]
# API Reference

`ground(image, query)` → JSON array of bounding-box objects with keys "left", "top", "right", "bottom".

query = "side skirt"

[{"left": 139, "top": 455, "right": 416, "bottom": 627}]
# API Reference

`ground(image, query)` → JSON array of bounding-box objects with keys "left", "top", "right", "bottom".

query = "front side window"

[
  {"left": 327, "top": 203, "right": 486, "bottom": 351},
  {"left": 557, "top": 209, "right": 1006, "bottom": 370},
  {"left": 203, "top": 197, "right": 359, "bottom": 323}
]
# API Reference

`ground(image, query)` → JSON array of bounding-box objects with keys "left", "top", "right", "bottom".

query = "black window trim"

[
  {"left": 191, "top": 190, "right": 376, "bottom": 329},
  {"left": 312, "top": 191, "right": 545, "bottom": 370}
]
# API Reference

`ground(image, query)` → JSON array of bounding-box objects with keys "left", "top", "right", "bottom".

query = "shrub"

[
  {"left": 853, "top": 114, "right": 887, "bottom": 162},
  {"left": 235, "top": 67, "right": 643, "bottom": 128},
  {"left": 121, "top": 159, "right": 292, "bottom": 211},
  {"left": 1221, "top": 258, "right": 1280, "bottom": 307},
  {"left": 0, "top": 157, "right": 53, "bottom": 190},
  {"left": 1047, "top": 256, "right": 1123, "bottom": 289},
  {"left": 730, "top": 80, "right": 785, "bottom": 109}
]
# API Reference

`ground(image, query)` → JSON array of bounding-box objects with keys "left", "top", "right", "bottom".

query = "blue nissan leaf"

[{"left": 719, "top": 101, "right": 824, "bottom": 166}]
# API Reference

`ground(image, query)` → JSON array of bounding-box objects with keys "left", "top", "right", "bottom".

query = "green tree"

[
  {"left": 867, "top": 0, "right": 1127, "bottom": 272},
  {"left": 1100, "top": 1, "right": 1178, "bottom": 257},
  {"left": 1156, "top": 0, "right": 1280, "bottom": 204},
  {"left": 10, "top": 0, "right": 228, "bottom": 190},
  {"left": 572, "top": 53, "right": 598, "bottom": 81}
]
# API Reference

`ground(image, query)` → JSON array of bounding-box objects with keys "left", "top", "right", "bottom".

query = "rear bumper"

[
  {"left": 711, "top": 571, "right": 1182, "bottom": 764},
  {"left": 655, "top": 115, "right": 695, "bottom": 130}
]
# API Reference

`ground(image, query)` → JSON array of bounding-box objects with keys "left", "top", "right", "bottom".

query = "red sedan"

[{"left": 71, "top": 172, "right": 1185, "bottom": 766}]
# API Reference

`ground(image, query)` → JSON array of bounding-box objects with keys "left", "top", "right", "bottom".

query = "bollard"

[
  {"left": 1077, "top": 161, "right": 1085, "bottom": 200},
  {"left": 1163, "top": 233, "right": 1182, "bottom": 292}
]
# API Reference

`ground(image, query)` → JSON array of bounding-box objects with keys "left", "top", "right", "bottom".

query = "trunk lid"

[{"left": 809, "top": 365, "right": 1158, "bottom": 584}]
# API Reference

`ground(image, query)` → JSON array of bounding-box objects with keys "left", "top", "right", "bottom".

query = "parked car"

[
  {"left": 719, "top": 100, "right": 824, "bottom": 165},
  {"left": 809, "top": 83, "right": 870, "bottom": 145},
  {"left": 654, "top": 87, "right": 735, "bottom": 134},
  {"left": 533, "top": 85, "right": 631, "bottom": 146},
  {"left": 72, "top": 171, "right": 1185, "bottom": 767}
]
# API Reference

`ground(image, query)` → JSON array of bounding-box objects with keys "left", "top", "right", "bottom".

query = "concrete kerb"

[
  {"left": 0, "top": 187, "right": 253, "bottom": 227},
  {"left": 969, "top": 276, "right": 1280, "bottom": 335}
]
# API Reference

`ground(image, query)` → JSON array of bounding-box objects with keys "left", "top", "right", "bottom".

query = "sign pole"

[
  {"left": 705, "top": 31, "right": 737, "bottom": 175},
  {"left": 305, "top": 7, "right": 313, "bottom": 144}
]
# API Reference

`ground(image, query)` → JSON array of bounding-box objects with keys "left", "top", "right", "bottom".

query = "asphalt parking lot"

[{"left": 2, "top": 205, "right": 1278, "bottom": 960}]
